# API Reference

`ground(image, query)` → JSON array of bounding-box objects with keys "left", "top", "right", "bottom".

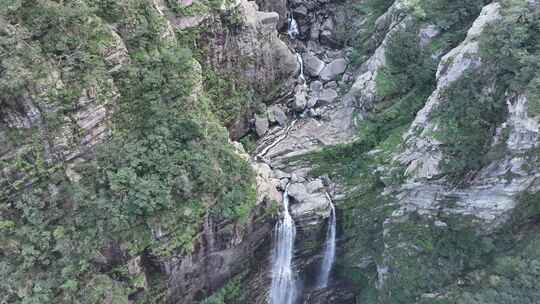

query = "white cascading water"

[
  {"left": 288, "top": 14, "right": 300, "bottom": 39},
  {"left": 296, "top": 53, "right": 305, "bottom": 82},
  {"left": 317, "top": 193, "right": 336, "bottom": 288},
  {"left": 270, "top": 184, "right": 297, "bottom": 304}
]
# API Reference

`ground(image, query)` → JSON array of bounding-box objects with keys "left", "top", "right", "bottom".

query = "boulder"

[
  {"left": 310, "top": 80, "right": 323, "bottom": 95},
  {"left": 268, "top": 105, "right": 288, "bottom": 126},
  {"left": 288, "top": 181, "right": 329, "bottom": 219},
  {"left": 304, "top": 53, "right": 326, "bottom": 77},
  {"left": 320, "top": 58, "right": 347, "bottom": 82},
  {"left": 317, "top": 89, "right": 338, "bottom": 106}
]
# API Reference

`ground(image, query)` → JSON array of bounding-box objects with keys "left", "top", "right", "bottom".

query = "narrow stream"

[
  {"left": 296, "top": 53, "right": 305, "bottom": 83},
  {"left": 270, "top": 184, "right": 297, "bottom": 304}
]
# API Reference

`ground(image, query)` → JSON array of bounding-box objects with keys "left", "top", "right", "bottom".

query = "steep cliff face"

[
  {"left": 323, "top": 0, "right": 540, "bottom": 303},
  {"left": 0, "top": 1, "right": 294, "bottom": 303},
  {"left": 3, "top": 0, "right": 540, "bottom": 303}
]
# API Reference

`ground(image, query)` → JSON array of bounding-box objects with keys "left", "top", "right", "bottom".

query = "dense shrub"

[
  {"left": 436, "top": 72, "right": 507, "bottom": 182},
  {"left": 436, "top": 0, "right": 540, "bottom": 182},
  {"left": 0, "top": 0, "right": 256, "bottom": 302}
]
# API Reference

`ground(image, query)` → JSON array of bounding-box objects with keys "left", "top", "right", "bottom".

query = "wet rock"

[
  {"left": 303, "top": 285, "right": 356, "bottom": 304},
  {"left": 255, "top": 114, "right": 269, "bottom": 137},
  {"left": 253, "top": 163, "right": 283, "bottom": 205},
  {"left": 320, "top": 58, "right": 347, "bottom": 82},
  {"left": 288, "top": 181, "right": 330, "bottom": 225},
  {"left": 307, "top": 108, "right": 320, "bottom": 118},
  {"left": 304, "top": 53, "right": 326, "bottom": 77}
]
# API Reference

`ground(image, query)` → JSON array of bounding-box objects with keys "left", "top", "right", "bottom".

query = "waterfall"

[
  {"left": 317, "top": 193, "right": 336, "bottom": 289},
  {"left": 288, "top": 14, "right": 299, "bottom": 39},
  {"left": 270, "top": 184, "right": 297, "bottom": 304},
  {"left": 296, "top": 53, "right": 305, "bottom": 82}
]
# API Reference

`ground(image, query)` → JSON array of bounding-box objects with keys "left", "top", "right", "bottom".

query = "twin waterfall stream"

[
  {"left": 269, "top": 184, "right": 297, "bottom": 304},
  {"left": 268, "top": 11, "right": 336, "bottom": 304}
]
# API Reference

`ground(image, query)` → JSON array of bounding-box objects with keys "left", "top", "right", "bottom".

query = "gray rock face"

[
  {"left": 390, "top": 2, "right": 531, "bottom": 227},
  {"left": 399, "top": 2, "right": 502, "bottom": 181},
  {"left": 0, "top": 21, "right": 130, "bottom": 192},
  {"left": 304, "top": 53, "right": 326, "bottom": 77},
  {"left": 167, "top": 163, "right": 276, "bottom": 304},
  {"left": 317, "top": 89, "right": 338, "bottom": 106},
  {"left": 303, "top": 286, "right": 356, "bottom": 304},
  {"left": 288, "top": 180, "right": 330, "bottom": 225},
  {"left": 320, "top": 58, "right": 347, "bottom": 82},
  {"left": 174, "top": 0, "right": 297, "bottom": 100},
  {"left": 255, "top": 114, "right": 269, "bottom": 137}
]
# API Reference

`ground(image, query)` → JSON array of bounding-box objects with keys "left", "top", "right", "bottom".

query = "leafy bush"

[
  {"left": 436, "top": 72, "right": 507, "bottom": 182},
  {"left": 436, "top": 0, "right": 540, "bottom": 182},
  {"left": 199, "top": 273, "right": 246, "bottom": 304}
]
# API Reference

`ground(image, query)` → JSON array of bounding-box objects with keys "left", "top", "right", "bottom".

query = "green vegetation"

[
  {"left": 199, "top": 272, "right": 246, "bottom": 304},
  {"left": 310, "top": 24, "right": 436, "bottom": 184},
  {"left": 349, "top": 0, "right": 484, "bottom": 66},
  {"left": 0, "top": 0, "right": 256, "bottom": 303},
  {"left": 314, "top": 1, "right": 540, "bottom": 303},
  {"left": 435, "top": 72, "right": 507, "bottom": 182},
  {"left": 305, "top": 21, "right": 438, "bottom": 304},
  {"left": 406, "top": 0, "right": 486, "bottom": 30},
  {"left": 204, "top": 69, "right": 252, "bottom": 127},
  {"left": 434, "top": 0, "right": 540, "bottom": 182},
  {"left": 480, "top": 0, "right": 540, "bottom": 118}
]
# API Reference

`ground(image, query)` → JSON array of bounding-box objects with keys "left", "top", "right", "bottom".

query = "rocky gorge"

[{"left": 1, "top": 0, "right": 540, "bottom": 304}]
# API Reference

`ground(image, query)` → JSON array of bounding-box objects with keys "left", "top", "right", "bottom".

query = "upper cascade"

[{"left": 288, "top": 14, "right": 300, "bottom": 39}]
